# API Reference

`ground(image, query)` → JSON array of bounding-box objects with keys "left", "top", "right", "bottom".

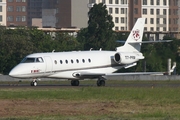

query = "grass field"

[{"left": 0, "top": 80, "right": 180, "bottom": 120}]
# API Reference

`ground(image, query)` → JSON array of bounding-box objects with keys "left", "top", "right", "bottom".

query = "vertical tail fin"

[{"left": 116, "top": 18, "right": 146, "bottom": 52}]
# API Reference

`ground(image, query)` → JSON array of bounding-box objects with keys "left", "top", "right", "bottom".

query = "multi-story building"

[
  {"left": 42, "top": 0, "right": 57, "bottom": 9},
  {"left": 4, "top": 0, "right": 180, "bottom": 35},
  {"left": 42, "top": 0, "right": 57, "bottom": 28},
  {"left": 169, "top": 0, "right": 179, "bottom": 32},
  {"left": 88, "top": 0, "right": 129, "bottom": 30},
  {"left": 28, "top": 0, "right": 57, "bottom": 27},
  {"left": 56, "top": 0, "right": 89, "bottom": 28},
  {"left": 88, "top": 0, "right": 179, "bottom": 32},
  {"left": 141, "top": 0, "right": 178, "bottom": 32},
  {"left": 27, "top": 0, "right": 42, "bottom": 26},
  {"left": 0, "top": 0, "right": 6, "bottom": 26},
  {"left": 7, "top": 0, "right": 27, "bottom": 26}
]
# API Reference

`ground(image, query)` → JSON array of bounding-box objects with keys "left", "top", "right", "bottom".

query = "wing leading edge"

[
  {"left": 72, "top": 72, "right": 106, "bottom": 79},
  {"left": 106, "top": 72, "right": 164, "bottom": 76},
  {"left": 73, "top": 72, "right": 164, "bottom": 79}
]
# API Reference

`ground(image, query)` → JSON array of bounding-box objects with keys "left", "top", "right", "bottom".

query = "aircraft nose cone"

[
  {"left": 9, "top": 69, "right": 18, "bottom": 77},
  {"left": 9, "top": 66, "right": 22, "bottom": 78}
]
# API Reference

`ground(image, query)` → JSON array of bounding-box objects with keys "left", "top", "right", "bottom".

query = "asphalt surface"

[
  {"left": 1, "top": 81, "right": 180, "bottom": 88},
  {"left": 1, "top": 75, "right": 180, "bottom": 89}
]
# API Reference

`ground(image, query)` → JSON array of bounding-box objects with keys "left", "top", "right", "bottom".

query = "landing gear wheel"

[
  {"left": 97, "top": 77, "right": 106, "bottom": 86},
  {"left": 30, "top": 80, "right": 37, "bottom": 86},
  {"left": 97, "top": 80, "right": 105, "bottom": 86},
  {"left": 71, "top": 80, "right": 79, "bottom": 86}
]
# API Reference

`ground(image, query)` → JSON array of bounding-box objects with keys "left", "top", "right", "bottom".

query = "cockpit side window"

[
  {"left": 21, "top": 57, "right": 44, "bottom": 63},
  {"left": 36, "top": 57, "right": 44, "bottom": 62}
]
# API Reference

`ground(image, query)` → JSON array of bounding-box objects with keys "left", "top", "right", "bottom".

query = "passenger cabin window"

[
  {"left": 54, "top": 60, "right": 57, "bottom": 64},
  {"left": 60, "top": 60, "right": 63, "bottom": 64},
  {"left": 88, "top": 59, "right": 91, "bottom": 63},
  {"left": 76, "top": 59, "right": 79, "bottom": 63},
  {"left": 58, "top": 58, "right": 92, "bottom": 65},
  {"left": 21, "top": 57, "right": 44, "bottom": 63}
]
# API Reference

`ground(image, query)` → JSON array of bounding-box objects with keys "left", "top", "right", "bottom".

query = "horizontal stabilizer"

[
  {"left": 124, "top": 63, "right": 137, "bottom": 69},
  {"left": 128, "top": 40, "right": 172, "bottom": 44},
  {"left": 117, "top": 40, "right": 172, "bottom": 44}
]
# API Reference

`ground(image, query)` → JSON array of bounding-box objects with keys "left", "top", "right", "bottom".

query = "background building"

[
  {"left": 42, "top": 0, "right": 57, "bottom": 28},
  {"left": 42, "top": 9, "right": 56, "bottom": 28},
  {"left": 56, "top": 0, "right": 89, "bottom": 28},
  {"left": 7, "top": 0, "right": 27, "bottom": 26},
  {"left": 3, "top": 0, "right": 180, "bottom": 39},
  {"left": 88, "top": 0, "right": 129, "bottom": 30},
  {"left": 141, "top": 0, "right": 178, "bottom": 32},
  {"left": 0, "top": 0, "right": 6, "bottom": 26},
  {"left": 88, "top": 0, "right": 179, "bottom": 32},
  {"left": 27, "top": 0, "right": 42, "bottom": 27}
]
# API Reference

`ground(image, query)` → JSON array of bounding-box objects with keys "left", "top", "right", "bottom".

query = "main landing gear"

[
  {"left": 70, "top": 77, "right": 106, "bottom": 87},
  {"left": 30, "top": 79, "right": 38, "bottom": 86},
  {"left": 29, "top": 78, "right": 106, "bottom": 87},
  {"left": 71, "top": 80, "right": 79, "bottom": 86},
  {"left": 97, "top": 77, "right": 106, "bottom": 86}
]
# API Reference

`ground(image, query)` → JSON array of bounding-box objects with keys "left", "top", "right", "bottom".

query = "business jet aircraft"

[{"left": 9, "top": 18, "right": 171, "bottom": 86}]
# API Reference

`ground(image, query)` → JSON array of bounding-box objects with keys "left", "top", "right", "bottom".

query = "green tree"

[
  {"left": 77, "top": 3, "right": 116, "bottom": 50},
  {"left": 0, "top": 28, "right": 34, "bottom": 74},
  {"left": 28, "top": 28, "right": 52, "bottom": 52},
  {"left": 53, "top": 33, "right": 81, "bottom": 51},
  {"left": 135, "top": 38, "right": 180, "bottom": 73}
]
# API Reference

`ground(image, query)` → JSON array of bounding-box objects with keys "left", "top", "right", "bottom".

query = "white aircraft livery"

[{"left": 9, "top": 18, "right": 172, "bottom": 86}]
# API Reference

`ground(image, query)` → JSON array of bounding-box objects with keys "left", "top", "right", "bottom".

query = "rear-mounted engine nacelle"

[{"left": 114, "top": 52, "right": 144, "bottom": 64}]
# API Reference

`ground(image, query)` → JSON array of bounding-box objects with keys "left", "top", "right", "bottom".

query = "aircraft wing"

[
  {"left": 73, "top": 72, "right": 106, "bottom": 79},
  {"left": 106, "top": 72, "right": 164, "bottom": 76},
  {"left": 73, "top": 72, "right": 164, "bottom": 79}
]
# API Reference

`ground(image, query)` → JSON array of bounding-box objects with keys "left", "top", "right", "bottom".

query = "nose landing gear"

[{"left": 31, "top": 79, "right": 38, "bottom": 86}]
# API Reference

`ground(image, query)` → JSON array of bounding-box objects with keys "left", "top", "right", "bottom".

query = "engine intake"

[
  {"left": 72, "top": 72, "right": 81, "bottom": 77},
  {"left": 114, "top": 52, "right": 144, "bottom": 64}
]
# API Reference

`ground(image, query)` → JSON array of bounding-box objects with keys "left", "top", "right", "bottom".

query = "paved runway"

[
  {"left": 1, "top": 81, "right": 180, "bottom": 88},
  {"left": 1, "top": 75, "right": 180, "bottom": 89}
]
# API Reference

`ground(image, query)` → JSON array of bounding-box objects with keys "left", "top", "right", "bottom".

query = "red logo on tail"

[{"left": 132, "top": 29, "right": 140, "bottom": 41}]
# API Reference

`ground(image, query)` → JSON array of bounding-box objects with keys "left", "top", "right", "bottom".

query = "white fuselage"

[{"left": 9, "top": 50, "right": 124, "bottom": 79}]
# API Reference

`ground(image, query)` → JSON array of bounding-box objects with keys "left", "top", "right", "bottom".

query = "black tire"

[
  {"left": 97, "top": 80, "right": 105, "bottom": 86},
  {"left": 30, "top": 81, "right": 34, "bottom": 86},
  {"left": 74, "top": 80, "right": 79, "bottom": 86},
  {"left": 71, "top": 80, "right": 79, "bottom": 86},
  {"left": 71, "top": 80, "right": 75, "bottom": 86},
  {"left": 30, "top": 81, "right": 37, "bottom": 86}
]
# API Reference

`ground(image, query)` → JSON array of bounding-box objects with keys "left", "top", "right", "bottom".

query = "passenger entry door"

[{"left": 44, "top": 56, "right": 53, "bottom": 72}]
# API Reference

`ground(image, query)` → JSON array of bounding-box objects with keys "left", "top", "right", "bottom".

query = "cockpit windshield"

[{"left": 21, "top": 57, "right": 44, "bottom": 63}]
